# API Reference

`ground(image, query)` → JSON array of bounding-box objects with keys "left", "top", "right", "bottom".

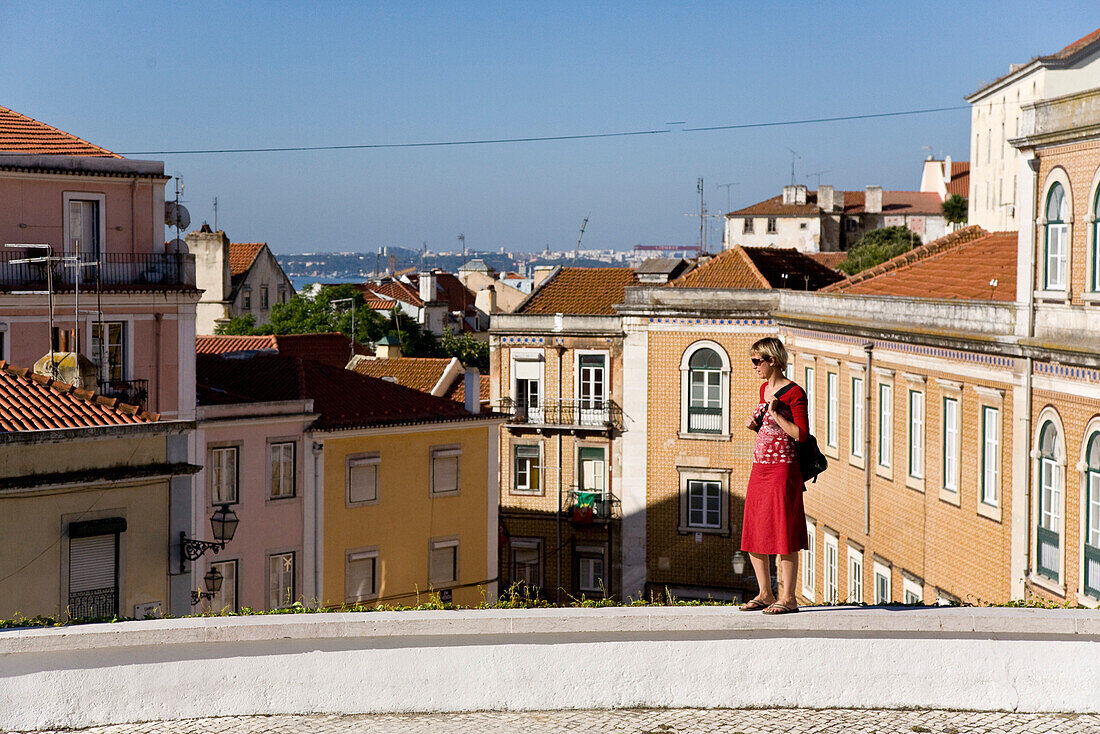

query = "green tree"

[
  {"left": 439, "top": 330, "right": 489, "bottom": 372},
  {"left": 942, "top": 194, "right": 968, "bottom": 226},
  {"left": 214, "top": 314, "right": 261, "bottom": 335},
  {"left": 837, "top": 226, "right": 919, "bottom": 275}
]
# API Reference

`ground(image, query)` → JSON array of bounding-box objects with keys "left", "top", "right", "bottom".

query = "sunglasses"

[{"left": 750, "top": 357, "right": 772, "bottom": 366}]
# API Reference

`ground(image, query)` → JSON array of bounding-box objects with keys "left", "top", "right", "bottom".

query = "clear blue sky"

[{"left": 3, "top": 2, "right": 1096, "bottom": 254}]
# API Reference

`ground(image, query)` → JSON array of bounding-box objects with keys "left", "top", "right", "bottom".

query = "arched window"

[
  {"left": 1085, "top": 432, "right": 1100, "bottom": 598},
  {"left": 680, "top": 342, "right": 730, "bottom": 436},
  {"left": 1037, "top": 421, "right": 1063, "bottom": 580},
  {"left": 1044, "top": 183, "right": 1069, "bottom": 290},
  {"left": 688, "top": 348, "right": 723, "bottom": 434},
  {"left": 1092, "top": 185, "right": 1100, "bottom": 292}
]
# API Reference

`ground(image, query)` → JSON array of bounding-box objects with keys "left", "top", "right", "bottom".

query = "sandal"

[
  {"left": 762, "top": 602, "right": 799, "bottom": 615},
  {"left": 739, "top": 598, "right": 773, "bottom": 611}
]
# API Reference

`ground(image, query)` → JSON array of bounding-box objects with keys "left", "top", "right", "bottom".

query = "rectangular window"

[
  {"left": 874, "top": 562, "right": 891, "bottom": 604},
  {"left": 743, "top": 218, "right": 754, "bottom": 234},
  {"left": 1046, "top": 223, "right": 1068, "bottom": 290},
  {"left": 578, "top": 353, "right": 606, "bottom": 425},
  {"left": 878, "top": 383, "right": 892, "bottom": 468},
  {"left": 260, "top": 285, "right": 269, "bottom": 310},
  {"left": 981, "top": 407, "right": 999, "bottom": 506},
  {"left": 686, "top": 479, "right": 722, "bottom": 529},
  {"left": 513, "top": 444, "right": 541, "bottom": 494},
  {"left": 826, "top": 372, "right": 838, "bottom": 448},
  {"left": 578, "top": 446, "right": 606, "bottom": 494},
  {"left": 209, "top": 559, "right": 238, "bottom": 612},
  {"left": 68, "top": 530, "right": 119, "bottom": 619},
  {"left": 431, "top": 446, "right": 461, "bottom": 495},
  {"left": 851, "top": 376, "right": 864, "bottom": 457},
  {"left": 801, "top": 521, "right": 816, "bottom": 600},
  {"left": 67, "top": 199, "right": 101, "bottom": 258},
  {"left": 91, "top": 321, "right": 126, "bottom": 382},
  {"left": 346, "top": 549, "right": 378, "bottom": 602},
  {"left": 942, "top": 397, "right": 959, "bottom": 492},
  {"left": 267, "top": 552, "right": 295, "bottom": 609},
  {"left": 429, "top": 539, "right": 458, "bottom": 586},
  {"left": 278, "top": 285, "right": 287, "bottom": 303},
  {"left": 903, "top": 576, "right": 923, "bottom": 604},
  {"left": 766, "top": 217, "right": 778, "bottom": 234},
  {"left": 347, "top": 454, "right": 380, "bottom": 504},
  {"left": 513, "top": 358, "right": 542, "bottom": 422},
  {"left": 1094, "top": 219, "right": 1100, "bottom": 291},
  {"left": 577, "top": 549, "right": 606, "bottom": 595},
  {"left": 847, "top": 547, "right": 863, "bottom": 605},
  {"left": 269, "top": 442, "right": 296, "bottom": 499},
  {"left": 210, "top": 446, "right": 239, "bottom": 505},
  {"left": 804, "top": 367, "right": 815, "bottom": 434},
  {"left": 510, "top": 539, "right": 542, "bottom": 589},
  {"left": 242, "top": 286, "right": 252, "bottom": 310},
  {"left": 908, "top": 390, "right": 924, "bottom": 479},
  {"left": 823, "top": 534, "right": 838, "bottom": 604}
]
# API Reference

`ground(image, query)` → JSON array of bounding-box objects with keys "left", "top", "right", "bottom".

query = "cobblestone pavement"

[{"left": 11, "top": 708, "right": 1100, "bottom": 734}]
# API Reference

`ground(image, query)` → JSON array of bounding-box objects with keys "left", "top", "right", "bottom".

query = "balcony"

[
  {"left": 567, "top": 489, "right": 616, "bottom": 524},
  {"left": 0, "top": 252, "right": 196, "bottom": 291},
  {"left": 1036, "top": 526, "right": 1059, "bottom": 581},
  {"left": 97, "top": 378, "right": 149, "bottom": 409},
  {"left": 687, "top": 406, "right": 722, "bottom": 434},
  {"left": 498, "top": 397, "right": 623, "bottom": 434}
]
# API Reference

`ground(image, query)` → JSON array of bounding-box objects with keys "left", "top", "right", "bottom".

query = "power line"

[{"left": 118, "top": 104, "right": 970, "bottom": 156}]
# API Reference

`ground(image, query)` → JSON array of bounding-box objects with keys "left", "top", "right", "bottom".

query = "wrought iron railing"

[
  {"left": 1084, "top": 543, "right": 1100, "bottom": 599},
  {"left": 687, "top": 405, "right": 723, "bottom": 433},
  {"left": 567, "top": 489, "right": 615, "bottom": 523},
  {"left": 498, "top": 397, "right": 624, "bottom": 432},
  {"left": 68, "top": 587, "right": 118, "bottom": 619},
  {"left": 1036, "top": 526, "right": 1060, "bottom": 581},
  {"left": 97, "top": 378, "right": 149, "bottom": 408},
  {"left": 0, "top": 252, "right": 195, "bottom": 289}
]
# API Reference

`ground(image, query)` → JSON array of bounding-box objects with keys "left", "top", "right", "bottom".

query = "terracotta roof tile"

[
  {"left": 0, "top": 361, "right": 157, "bottom": 432},
  {"left": 668, "top": 248, "right": 769, "bottom": 289},
  {"left": 806, "top": 252, "right": 848, "bottom": 270},
  {"left": 729, "top": 190, "right": 945, "bottom": 217},
  {"left": 947, "top": 162, "right": 970, "bottom": 199},
  {"left": 823, "top": 226, "right": 1017, "bottom": 301},
  {"left": 667, "top": 247, "right": 842, "bottom": 290},
  {"left": 348, "top": 356, "right": 455, "bottom": 394},
  {"left": 362, "top": 279, "right": 424, "bottom": 307},
  {"left": 517, "top": 267, "right": 638, "bottom": 315},
  {"left": 227, "top": 242, "right": 265, "bottom": 277},
  {"left": 196, "top": 333, "right": 372, "bottom": 369},
  {"left": 406, "top": 272, "right": 475, "bottom": 313},
  {"left": 197, "top": 353, "right": 476, "bottom": 430},
  {"left": 363, "top": 296, "right": 399, "bottom": 310},
  {"left": 0, "top": 105, "right": 120, "bottom": 158},
  {"left": 1048, "top": 27, "right": 1100, "bottom": 61}
]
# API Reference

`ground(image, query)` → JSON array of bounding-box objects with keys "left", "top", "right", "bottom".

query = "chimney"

[
  {"left": 834, "top": 190, "right": 845, "bottom": 211},
  {"left": 794, "top": 185, "right": 807, "bottom": 205},
  {"left": 864, "top": 186, "right": 883, "bottom": 214},
  {"left": 943, "top": 156, "right": 953, "bottom": 184},
  {"left": 418, "top": 271, "right": 437, "bottom": 303},
  {"left": 782, "top": 185, "right": 796, "bottom": 205},
  {"left": 375, "top": 335, "right": 402, "bottom": 359},
  {"left": 475, "top": 284, "right": 498, "bottom": 315},
  {"left": 463, "top": 368, "right": 481, "bottom": 414},
  {"left": 818, "top": 185, "right": 835, "bottom": 212},
  {"left": 185, "top": 227, "right": 232, "bottom": 301},
  {"left": 532, "top": 266, "right": 556, "bottom": 289}
]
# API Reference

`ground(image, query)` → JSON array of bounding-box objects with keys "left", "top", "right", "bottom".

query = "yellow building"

[{"left": 0, "top": 362, "right": 196, "bottom": 620}]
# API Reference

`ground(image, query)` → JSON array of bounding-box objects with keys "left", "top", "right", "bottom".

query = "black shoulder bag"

[{"left": 773, "top": 382, "right": 828, "bottom": 485}]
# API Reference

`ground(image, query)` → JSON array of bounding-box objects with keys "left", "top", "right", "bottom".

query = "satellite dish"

[
  {"left": 165, "top": 202, "right": 191, "bottom": 230},
  {"left": 166, "top": 237, "right": 188, "bottom": 255}
]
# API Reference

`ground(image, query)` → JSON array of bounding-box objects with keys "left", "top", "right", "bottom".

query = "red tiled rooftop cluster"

[
  {"left": 227, "top": 242, "right": 266, "bottom": 277},
  {"left": 196, "top": 333, "right": 372, "bottom": 370},
  {"left": 518, "top": 268, "right": 638, "bottom": 315},
  {"left": 0, "top": 105, "right": 120, "bottom": 158},
  {"left": 0, "top": 361, "right": 156, "bottom": 432},
  {"left": 668, "top": 247, "right": 842, "bottom": 291}
]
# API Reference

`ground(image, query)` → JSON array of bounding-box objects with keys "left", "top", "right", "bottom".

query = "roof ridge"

[
  {"left": 0, "top": 360, "right": 157, "bottom": 421},
  {"left": 823, "top": 225, "right": 989, "bottom": 291},
  {"left": 0, "top": 105, "right": 121, "bottom": 158},
  {"left": 735, "top": 246, "right": 772, "bottom": 289}
]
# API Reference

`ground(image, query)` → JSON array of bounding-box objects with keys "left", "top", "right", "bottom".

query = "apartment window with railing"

[
  {"left": 66, "top": 197, "right": 101, "bottom": 259},
  {"left": 91, "top": 321, "right": 126, "bottom": 382},
  {"left": 512, "top": 444, "right": 541, "bottom": 494},
  {"left": 209, "top": 446, "right": 239, "bottom": 505},
  {"left": 942, "top": 397, "right": 959, "bottom": 492},
  {"left": 577, "top": 353, "right": 607, "bottom": 425},
  {"left": 67, "top": 518, "right": 123, "bottom": 619},
  {"left": 878, "top": 382, "right": 892, "bottom": 469},
  {"left": 981, "top": 407, "right": 1000, "bottom": 506},
  {"left": 1044, "top": 182, "right": 1069, "bottom": 291},
  {"left": 1037, "top": 421, "right": 1062, "bottom": 581},
  {"left": 578, "top": 446, "right": 606, "bottom": 496},
  {"left": 1085, "top": 432, "right": 1100, "bottom": 599},
  {"left": 686, "top": 347, "right": 723, "bottom": 434},
  {"left": 513, "top": 357, "right": 542, "bottom": 422}
]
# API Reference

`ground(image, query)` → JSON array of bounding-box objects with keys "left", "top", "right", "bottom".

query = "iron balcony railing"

[
  {"left": 0, "top": 252, "right": 196, "bottom": 289},
  {"left": 68, "top": 587, "right": 118, "bottom": 619},
  {"left": 498, "top": 397, "right": 624, "bottom": 432},
  {"left": 567, "top": 489, "right": 616, "bottom": 523},
  {"left": 1036, "top": 525, "right": 1060, "bottom": 581},
  {"left": 687, "top": 405, "right": 722, "bottom": 433},
  {"left": 1084, "top": 543, "right": 1100, "bottom": 599},
  {"left": 97, "top": 378, "right": 149, "bottom": 409}
]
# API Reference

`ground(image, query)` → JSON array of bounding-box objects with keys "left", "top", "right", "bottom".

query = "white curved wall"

[{"left": 2, "top": 606, "right": 1100, "bottom": 731}]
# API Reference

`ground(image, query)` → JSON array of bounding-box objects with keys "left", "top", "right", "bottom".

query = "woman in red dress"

[{"left": 738, "top": 337, "right": 809, "bottom": 614}]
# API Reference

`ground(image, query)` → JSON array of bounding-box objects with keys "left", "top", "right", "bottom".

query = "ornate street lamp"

[
  {"left": 190, "top": 566, "right": 224, "bottom": 606},
  {"left": 179, "top": 503, "right": 240, "bottom": 572}
]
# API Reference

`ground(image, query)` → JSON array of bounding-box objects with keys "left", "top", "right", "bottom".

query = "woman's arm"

[{"left": 768, "top": 387, "right": 808, "bottom": 442}]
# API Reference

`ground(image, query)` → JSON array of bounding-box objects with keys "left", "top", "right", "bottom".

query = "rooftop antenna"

[
  {"left": 787, "top": 149, "right": 801, "bottom": 186},
  {"left": 716, "top": 182, "right": 739, "bottom": 213},
  {"left": 457, "top": 233, "right": 466, "bottom": 262},
  {"left": 212, "top": 196, "right": 218, "bottom": 231},
  {"left": 573, "top": 213, "right": 589, "bottom": 263},
  {"left": 922, "top": 144, "right": 933, "bottom": 160},
  {"left": 698, "top": 177, "right": 706, "bottom": 254},
  {"left": 806, "top": 170, "right": 831, "bottom": 189}
]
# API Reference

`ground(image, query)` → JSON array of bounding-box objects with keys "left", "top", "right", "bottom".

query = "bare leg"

[
  {"left": 747, "top": 552, "right": 775, "bottom": 604},
  {"left": 777, "top": 552, "right": 799, "bottom": 607}
]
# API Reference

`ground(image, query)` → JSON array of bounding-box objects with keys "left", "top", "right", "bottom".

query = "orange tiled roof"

[
  {"left": 0, "top": 361, "right": 156, "bottom": 432},
  {"left": 668, "top": 247, "right": 843, "bottom": 290},
  {"left": 806, "top": 252, "right": 848, "bottom": 270},
  {"left": 363, "top": 295, "right": 399, "bottom": 310},
  {"left": 1048, "top": 27, "right": 1100, "bottom": 61},
  {"left": 517, "top": 267, "right": 638, "bottom": 315},
  {"left": 823, "top": 226, "right": 1017, "bottom": 301},
  {"left": 947, "top": 162, "right": 970, "bottom": 199},
  {"left": 668, "top": 248, "right": 769, "bottom": 289},
  {"left": 442, "top": 372, "right": 491, "bottom": 404},
  {"left": 348, "top": 356, "right": 455, "bottom": 395},
  {"left": 0, "top": 105, "right": 120, "bottom": 158},
  {"left": 364, "top": 279, "right": 424, "bottom": 308},
  {"left": 227, "top": 242, "right": 266, "bottom": 277},
  {"left": 729, "top": 190, "right": 945, "bottom": 217},
  {"left": 196, "top": 333, "right": 372, "bottom": 369}
]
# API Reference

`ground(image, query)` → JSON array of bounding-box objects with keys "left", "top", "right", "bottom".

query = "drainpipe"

[
  {"left": 864, "top": 341, "right": 874, "bottom": 536},
  {"left": 555, "top": 342, "right": 565, "bottom": 603},
  {"left": 312, "top": 440, "right": 323, "bottom": 603},
  {"left": 153, "top": 312, "right": 162, "bottom": 413}
]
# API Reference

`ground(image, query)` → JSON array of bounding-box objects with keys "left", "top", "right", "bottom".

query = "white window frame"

[
  {"left": 429, "top": 538, "right": 459, "bottom": 587},
  {"left": 679, "top": 341, "right": 731, "bottom": 437},
  {"left": 575, "top": 349, "right": 609, "bottom": 425},
  {"left": 1033, "top": 411, "right": 1066, "bottom": 590},
  {"left": 908, "top": 388, "right": 925, "bottom": 485},
  {"left": 826, "top": 371, "right": 838, "bottom": 449},
  {"left": 576, "top": 545, "right": 607, "bottom": 596},
  {"left": 847, "top": 546, "right": 864, "bottom": 605},
  {"left": 1043, "top": 181, "right": 1069, "bottom": 292},
  {"left": 512, "top": 443, "right": 542, "bottom": 495},
  {"left": 267, "top": 551, "right": 296, "bottom": 609},
  {"left": 677, "top": 467, "right": 730, "bottom": 535},
  {"left": 850, "top": 375, "right": 864, "bottom": 460},
  {"left": 823, "top": 532, "right": 839, "bottom": 605},
  {"left": 877, "top": 380, "right": 893, "bottom": 471},
  {"left": 63, "top": 192, "right": 106, "bottom": 259},
  {"left": 208, "top": 559, "right": 238, "bottom": 612},
  {"left": 430, "top": 445, "right": 461, "bottom": 496},
  {"left": 1082, "top": 424, "right": 1100, "bottom": 602},
  {"left": 873, "top": 560, "right": 892, "bottom": 604},
  {"left": 89, "top": 320, "right": 129, "bottom": 383},
  {"left": 801, "top": 520, "right": 816, "bottom": 600},
  {"left": 804, "top": 365, "right": 815, "bottom": 434},
  {"left": 347, "top": 453, "right": 380, "bottom": 505},
  {"left": 981, "top": 406, "right": 1000, "bottom": 507},
  {"left": 903, "top": 575, "right": 923, "bottom": 605},
  {"left": 511, "top": 349, "right": 545, "bottom": 423},
  {"left": 268, "top": 441, "right": 296, "bottom": 499},
  {"left": 686, "top": 479, "right": 722, "bottom": 530},
  {"left": 345, "top": 547, "right": 379, "bottom": 603},
  {"left": 942, "top": 396, "right": 959, "bottom": 493},
  {"left": 510, "top": 537, "right": 543, "bottom": 589},
  {"left": 209, "top": 445, "right": 239, "bottom": 505}
]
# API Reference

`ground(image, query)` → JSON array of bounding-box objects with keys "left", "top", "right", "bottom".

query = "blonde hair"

[{"left": 750, "top": 337, "right": 788, "bottom": 372}]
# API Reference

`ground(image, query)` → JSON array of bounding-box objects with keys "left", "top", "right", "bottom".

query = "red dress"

[{"left": 740, "top": 382, "right": 810, "bottom": 555}]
